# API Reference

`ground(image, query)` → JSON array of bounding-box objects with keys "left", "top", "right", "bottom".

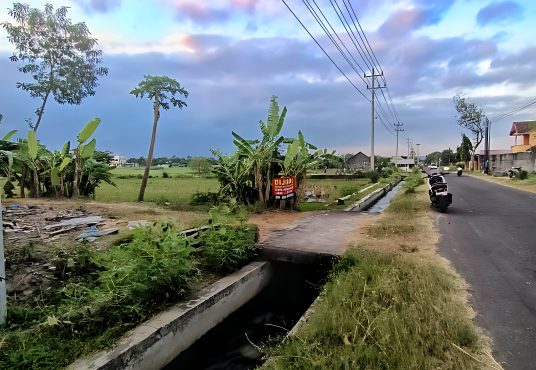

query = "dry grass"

[{"left": 263, "top": 175, "right": 502, "bottom": 370}]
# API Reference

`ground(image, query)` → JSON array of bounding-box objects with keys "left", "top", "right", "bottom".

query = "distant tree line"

[{"left": 124, "top": 156, "right": 215, "bottom": 168}]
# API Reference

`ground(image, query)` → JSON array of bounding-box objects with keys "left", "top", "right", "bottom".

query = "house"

[
  {"left": 111, "top": 154, "right": 125, "bottom": 167},
  {"left": 391, "top": 157, "right": 415, "bottom": 172},
  {"left": 346, "top": 152, "right": 370, "bottom": 169},
  {"left": 510, "top": 120, "right": 536, "bottom": 153}
]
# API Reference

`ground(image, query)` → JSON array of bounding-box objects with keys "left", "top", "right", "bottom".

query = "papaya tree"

[
  {"left": 232, "top": 96, "right": 286, "bottom": 205},
  {"left": 130, "top": 75, "right": 188, "bottom": 202}
]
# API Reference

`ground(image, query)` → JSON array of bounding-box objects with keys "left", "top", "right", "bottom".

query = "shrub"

[
  {"left": 162, "top": 171, "right": 170, "bottom": 178},
  {"left": 518, "top": 170, "right": 528, "bottom": 180},
  {"left": 191, "top": 191, "right": 220, "bottom": 206},
  {"left": 199, "top": 225, "right": 258, "bottom": 274}
]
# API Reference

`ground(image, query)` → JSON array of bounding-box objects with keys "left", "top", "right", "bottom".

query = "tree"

[
  {"left": 457, "top": 134, "right": 473, "bottom": 167},
  {"left": 72, "top": 118, "right": 100, "bottom": 198},
  {"left": 425, "top": 151, "right": 441, "bottom": 165},
  {"left": 281, "top": 131, "right": 332, "bottom": 208},
  {"left": 232, "top": 96, "right": 286, "bottom": 205},
  {"left": 453, "top": 94, "right": 488, "bottom": 158},
  {"left": 130, "top": 75, "right": 188, "bottom": 201},
  {"left": 440, "top": 149, "right": 454, "bottom": 166},
  {"left": 188, "top": 156, "right": 212, "bottom": 176},
  {"left": 2, "top": 3, "right": 108, "bottom": 131}
]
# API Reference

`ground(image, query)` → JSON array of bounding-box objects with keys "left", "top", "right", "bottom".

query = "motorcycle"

[
  {"left": 427, "top": 173, "right": 452, "bottom": 212},
  {"left": 508, "top": 166, "right": 522, "bottom": 178},
  {"left": 457, "top": 167, "right": 463, "bottom": 176}
]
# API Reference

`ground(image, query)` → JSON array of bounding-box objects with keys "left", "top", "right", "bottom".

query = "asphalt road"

[{"left": 436, "top": 174, "right": 536, "bottom": 369}]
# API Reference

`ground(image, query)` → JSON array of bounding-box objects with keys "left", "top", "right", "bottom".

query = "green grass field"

[{"left": 95, "top": 176, "right": 219, "bottom": 204}]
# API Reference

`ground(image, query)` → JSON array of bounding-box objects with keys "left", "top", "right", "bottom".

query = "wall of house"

[{"left": 489, "top": 152, "right": 536, "bottom": 172}]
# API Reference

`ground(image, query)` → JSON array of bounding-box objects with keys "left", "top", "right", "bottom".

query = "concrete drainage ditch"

[
  {"left": 71, "top": 178, "right": 403, "bottom": 370},
  {"left": 69, "top": 260, "right": 332, "bottom": 370}
]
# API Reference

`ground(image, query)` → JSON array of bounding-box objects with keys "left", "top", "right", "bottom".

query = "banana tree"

[
  {"left": 232, "top": 96, "right": 286, "bottom": 205},
  {"left": 72, "top": 118, "right": 99, "bottom": 198},
  {"left": 211, "top": 149, "right": 255, "bottom": 204},
  {"left": 281, "top": 131, "right": 334, "bottom": 208},
  {"left": 46, "top": 141, "right": 71, "bottom": 196},
  {"left": 13, "top": 132, "right": 50, "bottom": 197}
]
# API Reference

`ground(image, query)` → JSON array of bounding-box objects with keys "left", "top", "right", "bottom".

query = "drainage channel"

[
  {"left": 365, "top": 180, "right": 405, "bottom": 213},
  {"left": 164, "top": 261, "right": 331, "bottom": 370}
]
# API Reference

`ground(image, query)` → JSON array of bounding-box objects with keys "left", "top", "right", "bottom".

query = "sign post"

[{"left": 271, "top": 176, "right": 296, "bottom": 199}]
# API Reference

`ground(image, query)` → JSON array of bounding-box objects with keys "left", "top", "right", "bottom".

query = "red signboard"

[{"left": 271, "top": 176, "right": 296, "bottom": 199}]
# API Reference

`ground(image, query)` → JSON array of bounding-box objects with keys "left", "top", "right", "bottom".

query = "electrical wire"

[{"left": 280, "top": 0, "right": 371, "bottom": 101}]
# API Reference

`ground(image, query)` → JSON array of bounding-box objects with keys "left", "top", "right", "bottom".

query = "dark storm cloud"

[
  {"left": 476, "top": 1, "right": 523, "bottom": 26},
  {"left": 73, "top": 0, "right": 121, "bottom": 13}
]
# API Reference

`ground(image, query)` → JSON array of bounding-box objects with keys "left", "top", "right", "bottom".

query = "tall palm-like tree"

[{"left": 130, "top": 75, "right": 188, "bottom": 202}]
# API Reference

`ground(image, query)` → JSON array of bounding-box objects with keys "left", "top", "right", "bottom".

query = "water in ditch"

[
  {"left": 365, "top": 180, "right": 405, "bottom": 213},
  {"left": 164, "top": 261, "right": 332, "bottom": 370}
]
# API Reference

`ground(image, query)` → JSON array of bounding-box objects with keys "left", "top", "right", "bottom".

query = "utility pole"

[
  {"left": 394, "top": 122, "right": 404, "bottom": 163},
  {"left": 416, "top": 143, "right": 421, "bottom": 164},
  {"left": 365, "top": 68, "right": 385, "bottom": 171}
]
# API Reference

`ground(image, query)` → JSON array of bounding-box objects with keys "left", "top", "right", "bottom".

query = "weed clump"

[
  {"left": 263, "top": 249, "right": 482, "bottom": 370},
  {"left": 200, "top": 225, "right": 258, "bottom": 274}
]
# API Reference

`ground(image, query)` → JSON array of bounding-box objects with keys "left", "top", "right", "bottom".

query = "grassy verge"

[
  {"left": 467, "top": 171, "right": 536, "bottom": 193},
  {"left": 0, "top": 222, "right": 258, "bottom": 369},
  {"left": 262, "top": 171, "right": 498, "bottom": 370}
]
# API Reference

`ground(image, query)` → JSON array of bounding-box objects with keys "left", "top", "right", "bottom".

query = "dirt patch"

[{"left": 248, "top": 210, "right": 309, "bottom": 242}]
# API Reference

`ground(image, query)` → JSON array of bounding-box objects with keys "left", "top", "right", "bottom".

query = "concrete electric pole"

[
  {"left": 394, "top": 122, "right": 404, "bottom": 163},
  {"left": 365, "top": 68, "right": 385, "bottom": 171}
]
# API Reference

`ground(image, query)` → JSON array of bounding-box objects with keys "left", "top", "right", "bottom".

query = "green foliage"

[
  {"left": 199, "top": 225, "right": 258, "bottom": 274},
  {"left": 453, "top": 94, "right": 488, "bottom": 155},
  {"left": 457, "top": 134, "right": 473, "bottom": 163},
  {"left": 130, "top": 75, "right": 189, "bottom": 202},
  {"left": 130, "top": 75, "right": 189, "bottom": 110},
  {"left": 263, "top": 249, "right": 482, "bottom": 370},
  {"left": 191, "top": 191, "right": 220, "bottom": 206},
  {"left": 339, "top": 186, "right": 358, "bottom": 197},
  {"left": 2, "top": 3, "right": 108, "bottom": 131},
  {"left": 518, "top": 170, "right": 528, "bottom": 180}
]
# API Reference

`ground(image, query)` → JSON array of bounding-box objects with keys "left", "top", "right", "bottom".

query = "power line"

[
  {"left": 305, "top": 0, "right": 368, "bottom": 82},
  {"left": 491, "top": 98, "right": 536, "bottom": 122},
  {"left": 329, "top": 0, "right": 374, "bottom": 71},
  {"left": 280, "top": 0, "right": 370, "bottom": 101}
]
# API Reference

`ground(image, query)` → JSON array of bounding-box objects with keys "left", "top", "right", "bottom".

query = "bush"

[
  {"left": 162, "top": 171, "right": 170, "bottom": 178},
  {"left": 191, "top": 191, "right": 220, "bottom": 206},
  {"left": 199, "top": 225, "right": 258, "bottom": 274},
  {"left": 519, "top": 170, "right": 528, "bottom": 180}
]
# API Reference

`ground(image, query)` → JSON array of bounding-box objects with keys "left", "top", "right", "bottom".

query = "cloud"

[
  {"left": 73, "top": 0, "right": 121, "bottom": 13},
  {"left": 378, "top": 0, "right": 455, "bottom": 36},
  {"left": 168, "top": 0, "right": 261, "bottom": 24},
  {"left": 476, "top": 1, "right": 523, "bottom": 26}
]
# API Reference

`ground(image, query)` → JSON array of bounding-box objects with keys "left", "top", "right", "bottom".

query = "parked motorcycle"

[
  {"left": 508, "top": 166, "right": 522, "bottom": 178},
  {"left": 457, "top": 167, "right": 463, "bottom": 176},
  {"left": 427, "top": 173, "right": 452, "bottom": 212}
]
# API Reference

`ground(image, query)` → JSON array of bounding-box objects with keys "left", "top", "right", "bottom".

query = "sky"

[{"left": 1, "top": 0, "right": 536, "bottom": 158}]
